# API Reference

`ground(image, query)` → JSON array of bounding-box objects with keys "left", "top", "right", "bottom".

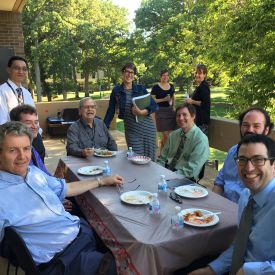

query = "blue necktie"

[{"left": 16, "top": 87, "right": 23, "bottom": 104}]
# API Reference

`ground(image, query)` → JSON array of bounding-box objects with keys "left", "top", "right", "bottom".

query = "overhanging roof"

[{"left": 0, "top": 0, "right": 27, "bottom": 12}]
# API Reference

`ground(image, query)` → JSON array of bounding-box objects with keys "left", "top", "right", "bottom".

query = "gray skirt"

[{"left": 155, "top": 106, "right": 176, "bottom": 132}]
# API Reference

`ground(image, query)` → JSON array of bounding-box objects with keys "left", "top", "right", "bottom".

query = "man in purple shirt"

[{"left": 10, "top": 104, "right": 51, "bottom": 175}]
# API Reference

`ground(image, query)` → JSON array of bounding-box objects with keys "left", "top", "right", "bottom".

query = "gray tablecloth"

[{"left": 55, "top": 152, "right": 238, "bottom": 275}]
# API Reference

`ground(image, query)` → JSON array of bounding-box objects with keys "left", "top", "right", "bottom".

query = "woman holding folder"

[{"left": 104, "top": 63, "right": 158, "bottom": 160}]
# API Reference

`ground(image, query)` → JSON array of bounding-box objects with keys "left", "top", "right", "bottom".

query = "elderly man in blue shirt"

[
  {"left": 213, "top": 107, "right": 274, "bottom": 203},
  {"left": 188, "top": 134, "right": 275, "bottom": 275},
  {"left": 0, "top": 121, "right": 123, "bottom": 274}
]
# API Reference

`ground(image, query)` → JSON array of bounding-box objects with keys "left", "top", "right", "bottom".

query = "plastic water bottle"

[
  {"left": 171, "top": 206, "right": 184, "bottom": 230},
  {"left": 148, "top": 193, "right": 160, "bottom": 215},
  {"left": 158, "top": 175, "right": 168, "bottom": 193},
  {"left": 127, "top": 147, "right": 134, "bottom": 159},
  {"left": 184, "top": 92, "right": 189, "bottom": 99},
  {"left": 103, "top": 160, "right": 112, "bottom": 176}
]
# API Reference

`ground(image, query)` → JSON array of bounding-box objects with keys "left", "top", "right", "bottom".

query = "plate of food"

[
  {"left": 94, "top": 149, "right": 116, "bottom": 157},
  {"left": 180, "top": 208, "right": 219, "bottom": 227},
  {"left": 174, "top": 185, "right": 208, "bottom": 198},
  {"left": 120, "top": 191, "right": 153, "bottom": 205},
  {"left": 130, "top": 156, "right": 151, "bottom": 165},
  {"left": 77, "top": 166, "right": 103, "bottom": 176}
]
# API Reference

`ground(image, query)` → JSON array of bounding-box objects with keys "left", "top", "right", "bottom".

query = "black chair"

[
  {"left": 197, "top": 163, "right": 206, "bottom": 183},
  {"left": 2, "top": 227, "right": 41, "bottom": 275},
  {"left": 61, "top": 108, "right": 79, "bottom": 124}
]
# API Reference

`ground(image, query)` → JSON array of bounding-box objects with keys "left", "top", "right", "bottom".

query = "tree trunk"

[
  {"left": 34, "top": 39, "right": 43, "bottom": 102},
  {"left": 72, "top": 66, "right": 79, "bottom": 99},
  {"left": 84, "top": 71, "right": 89, "bottom": 97}
]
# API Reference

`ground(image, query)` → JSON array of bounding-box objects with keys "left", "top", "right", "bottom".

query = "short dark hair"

[
  {"left": 0, "top": 121, "right": 32, "bottom": 151},
  {"left": 121, "top": 63, "right": 137, "bottom": 75},
  {"left": 239, "top": 107, "right": 274, "bottom": 135},
  {"left": 7, "top": 56, "right": 28, "bottom": 68},
  {"left": 176, "top": 103, "right": 196, "bottom": 117},
  {"left": 10, "top": 104, "right": 37, "bottom": 122},
  {"left": 196, "top": 64, "right": 207, "bottom": 76},
  {"left": 160, "top": 69, "right": 169, "bottom": 76},
  {"left": 237, "top": 134, "right": 275, "bottom": 165}
]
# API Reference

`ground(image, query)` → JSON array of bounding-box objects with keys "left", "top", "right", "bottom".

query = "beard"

[{"left": 240, "top": 129, "right": 266, "bottom": 138}]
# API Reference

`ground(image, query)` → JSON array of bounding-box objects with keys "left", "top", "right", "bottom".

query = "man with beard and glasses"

[{"left": 213, "top": 107, "right": 274, "bottom": 203}]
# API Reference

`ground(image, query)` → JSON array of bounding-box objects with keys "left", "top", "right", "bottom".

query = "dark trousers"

[{"left": 40, "top": 219, "right": 117, "bottom": 275}]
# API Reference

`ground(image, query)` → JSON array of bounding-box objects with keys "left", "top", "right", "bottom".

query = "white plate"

[
  {"left": 174, "top": 185, "right": 208, "bottom": 198},
  {"left": 180, "top": 208, "right": 219, "bottom": 227},
  {"left": 77, "top": 166, "right": 103, "bottom": 176},
  {"left": 130, "top": 156, "right": 151, "bottom": 165},
  {"left": 120, "top": 191, "right": 153, "bottom": 205},
  {"left": 94, "top": 150, "right": 116, "bottom": 157}
]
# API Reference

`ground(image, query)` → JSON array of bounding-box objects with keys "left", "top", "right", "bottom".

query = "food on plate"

[
  {"left": 183, "top": 187, "right": 204, "bottom": 197},
  {"left": 124, "top": 194, "right": 152, "bottom": 204},
  {"left": 89, "top": 167, "right": 102, "bottom": 173},
  {"left": 183, "top": 210, "right": 214, "bottom": 225},
  {"left": 95, "top": 150, "right": 113, "bottom": 156}
]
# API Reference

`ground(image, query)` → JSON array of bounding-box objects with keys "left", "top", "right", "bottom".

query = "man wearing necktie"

[
  {"left": 188, "top": 134, "right": 275, "bottom": 275},
  {"left": 157, "top": 103, "right": 209, "bottom": 181},
  {"left": 0, "top": 56, "right": 46, "bottom": 162}
]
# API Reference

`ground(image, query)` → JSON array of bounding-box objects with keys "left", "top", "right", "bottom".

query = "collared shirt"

[
  {"left": 214, "top": 145, "right": 246, "bottom": 203},
  {"left": 66, "top": 117, "right": 118, "bottom": 157},
  {"left": 30, "top": 146, "right": 51, "bottom": 176},
  {"left": 209, "top": 177, "right": 275, "bottom": 274},
  {"left": 157, "top": 125, "right": 209, "bottom": 180},
  {"left": 0, "top": 166, "right": 80, "bottom": 264},
  {"left": 0, "top": 79, "right": 35, "bottom": 125}
]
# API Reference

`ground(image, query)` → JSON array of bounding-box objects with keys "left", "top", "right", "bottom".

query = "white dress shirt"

[{"left": 0, "top": 79, "right": 35, "bottom": 125}]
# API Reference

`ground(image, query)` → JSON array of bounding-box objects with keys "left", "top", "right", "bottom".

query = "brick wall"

[{"left": 0, "top": 11, "right": 25, "bottom": 56}]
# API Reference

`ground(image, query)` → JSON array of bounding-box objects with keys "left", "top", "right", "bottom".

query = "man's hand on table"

[
  {"left": 100, "top": 175, "right": 124, "bottom": 187},
  {"left": 82, "top": 147, "right": 94, "bottom": 157},
  {"left": 188, "top": 266, "right": 215, "bottom": 275}
]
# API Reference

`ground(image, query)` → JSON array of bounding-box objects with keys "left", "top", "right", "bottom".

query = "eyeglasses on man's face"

[
  {"left": 82, "top": 105, "right": 96, "bottom": 110},
  {"left": 123, "top": 69, "right": 135, "bottom": 75},
  {"left": 234, "top": 156, "right": 274, "bottom": 166}
]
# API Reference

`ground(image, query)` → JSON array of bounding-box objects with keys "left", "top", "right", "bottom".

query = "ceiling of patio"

[{"left": 0, "top": 0, "right": 26, "bottom": 12}]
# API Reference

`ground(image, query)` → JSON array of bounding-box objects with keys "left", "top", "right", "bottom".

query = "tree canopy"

[{"left": 22, "top": 0, "right": 274, "bottom": 118}]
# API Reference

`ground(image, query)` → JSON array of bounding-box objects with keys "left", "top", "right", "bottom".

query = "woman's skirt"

[{"left": 155, "top": 106, "right": 176, "bottom": 132}]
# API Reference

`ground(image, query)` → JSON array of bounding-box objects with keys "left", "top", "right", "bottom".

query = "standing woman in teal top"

[{"left": 104, "top": 63, "right": 158, "bottom": 160}]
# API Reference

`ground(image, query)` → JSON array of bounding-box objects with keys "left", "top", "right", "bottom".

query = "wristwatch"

[{"left": 97, "top": 177, "right": 103, "bottom": 187}]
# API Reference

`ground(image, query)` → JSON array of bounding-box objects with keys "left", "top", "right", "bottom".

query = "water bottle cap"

[
  {"left": 152, "top": 193, "right": 158, "bottom": 198},
  {"left": 104, "top": 160, "right": 109, "bottom": 164},
  {"left": 175, "top": 206, "right": 181, "bottom": 212},
  {"left": 161, "top": 175, "right": 165, "bottom": 179},
  {"left": 129, "top": 147, "right": 132, "bottom": 150}
]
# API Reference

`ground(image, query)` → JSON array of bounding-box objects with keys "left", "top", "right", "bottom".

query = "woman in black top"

[
  {"left": 151, "top": 70, "right": 176, "bottom": 151},
  {"left": 186, "top": 64, "right": 210, "bottom": 135}
]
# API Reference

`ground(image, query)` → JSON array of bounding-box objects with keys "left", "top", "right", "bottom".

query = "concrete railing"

[{"left": 36, "top": 100, "right": 275, "bottom": 152}]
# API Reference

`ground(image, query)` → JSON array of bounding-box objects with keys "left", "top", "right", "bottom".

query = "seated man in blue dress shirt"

[
  {"left": 66, "top": 97, "right": 117, "bottom": 157},
  {"left": 188, "top": 134, "right": 275, "bottom": 275},
  {"left": 0, "top": 121, "right": 123, "bottom": 274},
  {"left": 213, "top": 107, "right": 273, "bottom": 203}
]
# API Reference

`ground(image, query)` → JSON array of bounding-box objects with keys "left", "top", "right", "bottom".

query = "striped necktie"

[
  {"left": 230, "top": 196, "right": 254, "bottom": 274},
  {"left": 16, "top": 87, "right": 23, "bottom": 104}
]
